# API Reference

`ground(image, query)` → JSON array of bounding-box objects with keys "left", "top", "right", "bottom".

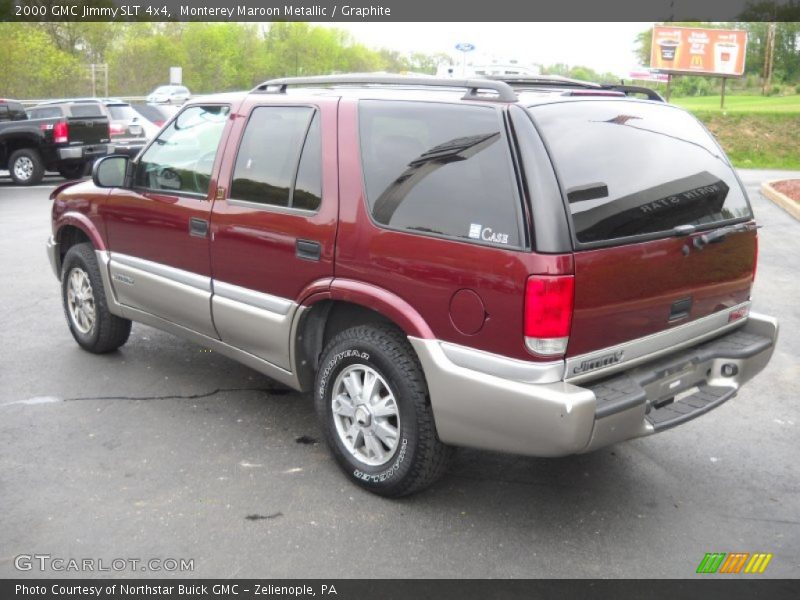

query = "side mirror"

[{"left": 92, "top": 155, "right": 129, "bottom": 188}]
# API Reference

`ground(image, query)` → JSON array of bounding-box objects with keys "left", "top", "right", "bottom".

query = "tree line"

[
  {"left": 0, "top": 22, "right": 449, "bottom": 99},
  {"left": 1, "top": 21, "right": 797, "bottom": 101}
]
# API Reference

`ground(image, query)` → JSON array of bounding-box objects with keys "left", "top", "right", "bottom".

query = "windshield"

[{"left": 529, "top": 100, "right": 752, "bottom": 247}]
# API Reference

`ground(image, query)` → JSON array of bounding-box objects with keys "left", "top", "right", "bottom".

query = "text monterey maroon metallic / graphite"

[{"left": 46, "top": 75, "right": 778, "bottom": 496}]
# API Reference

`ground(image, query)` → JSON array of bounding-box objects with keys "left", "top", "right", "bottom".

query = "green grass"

[
  {"left": 665, "top": 94, "right": 800, "bottom": 169},
  {"left": 671, "top": 94, "right": 800, "bottom": 114},
  {"left": 695, "top": 111, "right": 800, "bottom": 170}
]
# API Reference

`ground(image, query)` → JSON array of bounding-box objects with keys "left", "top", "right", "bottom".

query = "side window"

[
  {"left": 359, "top": 100, "right": 523, "bottom": 248},
  {"left": 230, "top": 106, "right": 321, "bottom": 211},
  {"left": 134, "top": 104, "right": 230, "bottom": 196},
  {"left": 10, "top": 103, "right": 27, "bottom": 121},
  {"left": 29, "top": 107, "right": 62, "bottom": 120},
  {"left": 292, "top": 113, "right": 322, "bottom": 211}
]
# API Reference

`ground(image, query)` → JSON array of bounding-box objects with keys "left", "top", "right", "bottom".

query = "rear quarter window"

[
  {"left": 529, "top": 100, "right": 752, "bottom": 247},
  {"left": 358, "top": 100, "right": 525, "bottom": 249},
  {"left": 29, "top": 107, "right": 63, "bottom": 119}
]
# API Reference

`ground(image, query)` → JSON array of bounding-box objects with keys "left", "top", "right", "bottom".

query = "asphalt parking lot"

[{"left": 0, "top": 169, "right": 798, "bottom": 578}]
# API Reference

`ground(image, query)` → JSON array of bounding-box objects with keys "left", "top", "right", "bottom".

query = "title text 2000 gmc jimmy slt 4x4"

[{"left": 46, "top": 76, "right": 778, "bottom": 496}]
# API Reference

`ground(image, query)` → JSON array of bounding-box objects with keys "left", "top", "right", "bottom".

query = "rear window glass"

[
  {"left": 530, "top": 101, "right": 752, "bottom": 246},
  {"left": 69, "top": 104, "right": 104, "bottom": 118},
  {"left": 0, "top": 103, "right": 27, "bottom": 121},
  {"left": 359, "top": 100, "right": 523, "bottom": 248},
  {"left": 107, "top": 105, "right": 137, "bottom": 120}
]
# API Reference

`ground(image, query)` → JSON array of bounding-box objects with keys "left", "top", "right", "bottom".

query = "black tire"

[
  {"left": 58, "top": 162, "right": 87, "bottom": 180},
  {"left": 9, "top": 148, "right": 45, "bottom": 186},
  {"left": 61, "top": 242, "right": 132, "bottom": 353},
  {"left": 315, "top": 324, "right": 454, "bottom": 497}
]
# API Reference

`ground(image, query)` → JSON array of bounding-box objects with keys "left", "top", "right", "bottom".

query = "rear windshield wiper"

[{"left": 694, "top": 222, "right": 753, "bottom": 248}]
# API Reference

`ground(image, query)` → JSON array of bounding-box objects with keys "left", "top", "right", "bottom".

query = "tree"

[{"left": 0, "top": 23, "right": 86, "bottom": 98}]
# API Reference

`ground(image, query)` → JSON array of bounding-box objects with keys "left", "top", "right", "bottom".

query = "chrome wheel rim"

[
  {"left": 66, "top": 267, "right": 96, "bottom": 334},
  {"left": 331, "top": 364, "right": 400, "bottom": 467},
  {"left": 13, "top": 156, "right": 34, "bottom": 181}
]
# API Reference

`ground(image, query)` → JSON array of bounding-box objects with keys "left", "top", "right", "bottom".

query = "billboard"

[{"left": 650, "top": 26, "right": 747, "bottom": 77}]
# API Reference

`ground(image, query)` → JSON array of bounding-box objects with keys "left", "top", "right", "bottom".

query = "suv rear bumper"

[
  {"left": 58, "top": 144, "right": 109, "bottom": 161},
  {"left": 410, "top": 313, "right": 778, "bottom": 457}
]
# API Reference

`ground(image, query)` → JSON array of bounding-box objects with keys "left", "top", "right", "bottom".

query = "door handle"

[
  {"left": 296, "top": 239, "right": 321, "bottom": 261},
  {"left": 189, "top": 217, "right": 209, "bottom": 238}
]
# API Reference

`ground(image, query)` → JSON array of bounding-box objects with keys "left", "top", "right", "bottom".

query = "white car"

[{"left": 146, "top": 85, "right": 191, "bottom": 105}]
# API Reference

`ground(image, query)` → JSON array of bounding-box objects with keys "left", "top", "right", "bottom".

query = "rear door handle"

[
  {"left": 189, "top": 217, "right": 209, "bottom": 238},
  {"left": 296, "top": 239, "right": 321, "bottom": 261}
]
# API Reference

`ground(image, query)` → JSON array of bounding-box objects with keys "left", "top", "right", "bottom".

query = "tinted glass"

[
  {"left": 8, "top": 103, "right": 27, "bottom": 120},
  {"left": 69, "top": 104, "right": 104, "bottom": 118},
  {"left": 359, "top": 101, "right": 522, "bottom": 248},
  {"left": 134, "top": 104, "right": 229, "bottom": 195},
  {"left": 292, "top": 112, "right": 322, "bottom": 211},
  {"left": 108, "top": 105, "right": 138, "bottom": 121},
  {"left": 530, "top": 101, "right": 752, "bottom": 245},
  {"left": 29, "top": 107, "right": 62, "bottom": 119},
  {"left": 230, "top": 106, "right": 315, "bottom": 208}
]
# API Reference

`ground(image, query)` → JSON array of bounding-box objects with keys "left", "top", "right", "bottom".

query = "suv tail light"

[
  {"left": 53, "top": 121, "right": 69, "bottom": 144},
  {"left": 109, "top": 123, "right": 125, "bottom": 136},
  {"left": 524, "top": 275, "right": 575, "bottom": 357}
]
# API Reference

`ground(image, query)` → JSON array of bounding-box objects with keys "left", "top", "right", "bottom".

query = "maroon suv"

[{"left": 46, "top": 75, "right": 778, "bottom": 497}]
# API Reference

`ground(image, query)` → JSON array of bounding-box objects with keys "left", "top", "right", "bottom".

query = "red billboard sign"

[{"left": 650, "top": 26, "right": 748, "bottom": 77}]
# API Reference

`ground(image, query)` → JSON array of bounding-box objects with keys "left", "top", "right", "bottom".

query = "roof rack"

[
  {"left": 487, "top": 75, "right": 603, "bottom": 89},
  {"left": 486, "top": 75, "right": 664, "bottom": 102},
  {"left": 253, "top": 75, "right": 519, "bottom": 103},
  {"left": 602, "top": 85, "right": 665, "bottom": 102}
]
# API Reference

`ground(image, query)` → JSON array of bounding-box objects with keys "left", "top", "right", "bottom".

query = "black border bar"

[
  {"left": 2, "top": 0, "right": 800, "bottom": 22},
  {"left": 4, "top": 579, "right": 800, "bottom": 600}
]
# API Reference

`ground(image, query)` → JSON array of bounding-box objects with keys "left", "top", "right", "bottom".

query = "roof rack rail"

[
  {"left": 486, "top": 75, "right": 665, "bottom": 102},
  {"left": 486, "top": 75, "right": 603, "bottom": 89},
  {"left": 601, "top": 85, "right": 665, "bottom": 102},
  {"left": 253, "top": 75, "right": 519, "bottom": 103}
]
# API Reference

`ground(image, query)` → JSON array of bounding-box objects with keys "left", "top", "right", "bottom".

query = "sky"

[{"left": 317, "top": 22, "right": 654, "bottom": 76}]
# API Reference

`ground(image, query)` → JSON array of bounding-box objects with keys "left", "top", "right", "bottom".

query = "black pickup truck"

[{"left": 0, "top": 98, "right": 110, "bottom": 185}]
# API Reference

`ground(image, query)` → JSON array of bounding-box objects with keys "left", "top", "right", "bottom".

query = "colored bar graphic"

[
  {"left": 699, "top": 552, "right": 773, "bottom": 574},
  {"left": 697, "top": 553, "right": 727, "bottom": 574},
  {"left": 744, "top": 553, "right": 773, "bottom": 574},
  {"left": 719, "top": 553, "right": 749, "bottom": 573}
]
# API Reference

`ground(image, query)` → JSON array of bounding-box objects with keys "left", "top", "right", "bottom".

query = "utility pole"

[
  {"left": 88, "top": 64, "right": 109, "bottom": 98},
  {"left": 762, "top": 23, "right": 777, "bottom": 95}
]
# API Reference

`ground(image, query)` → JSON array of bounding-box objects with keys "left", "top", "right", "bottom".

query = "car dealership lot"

[{"left": 0, "top": 170, "right": 798, "bottom": 578}]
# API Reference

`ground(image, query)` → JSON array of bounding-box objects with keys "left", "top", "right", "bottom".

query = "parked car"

[
  {"left": 1, "top": 98, "right": 109, "bottom": 184},
  {"left": 146, "top": 85, "right": 191, "bottom": 105},
  {"left": 34, "top": 99, "right": 148, "bottom": 158},
  {"left": 46, "top": 75, "right": 778, "bottom": 497}
]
